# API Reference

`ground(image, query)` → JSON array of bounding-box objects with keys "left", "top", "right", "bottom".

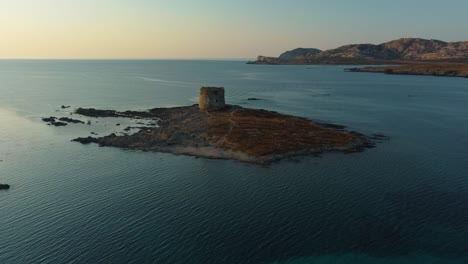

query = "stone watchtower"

[{"left": 199, "top": 87, "right": 225, "bottom": 111}]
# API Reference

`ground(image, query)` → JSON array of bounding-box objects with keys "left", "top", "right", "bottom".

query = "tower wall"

[{"left": 199, "top": 87, "right": 225, "bottom": 111}]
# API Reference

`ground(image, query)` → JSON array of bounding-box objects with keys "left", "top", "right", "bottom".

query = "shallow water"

[{"left": 0, "top": 60, "right": 467, "bottom": 264}]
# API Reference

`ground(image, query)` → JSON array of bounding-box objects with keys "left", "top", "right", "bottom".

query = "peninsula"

[
  {"left": 346, "top": 63, "right": 468, "bottom": 78},
  {"left": 71, "top": 87, "right": 377, "bottom": 164},
  {"left": 248, "top": 38, "right": 468, "bottom": 65}
]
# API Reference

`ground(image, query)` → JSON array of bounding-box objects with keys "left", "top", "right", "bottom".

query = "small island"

[{"left": 70, "top": 87, "right": 376, "bottom": 164}]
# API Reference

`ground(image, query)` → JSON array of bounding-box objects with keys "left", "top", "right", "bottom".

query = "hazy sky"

[{"left": 1, "top": 0, "right": 468, "bottom": 59}]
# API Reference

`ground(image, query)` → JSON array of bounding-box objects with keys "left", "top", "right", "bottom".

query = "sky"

[{"left": 1, "top": 0, "right": 468, "bottom": 59}]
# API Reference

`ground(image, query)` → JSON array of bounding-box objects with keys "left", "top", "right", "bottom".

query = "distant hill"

[
  {"left": 278, "top": 48, "right": 322, "bottom": 60},
  {"left": 248, "top": 38, "right": 468, "bottom": 65}
]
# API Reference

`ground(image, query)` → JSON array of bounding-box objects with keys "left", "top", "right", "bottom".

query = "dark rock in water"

[
  {"left": 0, "top": 184, "right": 10, "bottom": 190},
  {"left": 369, "top": 133, "right": 388, "bottom": 139},
  {"left": 247, "top": 98, "right": 261, "bottom": 101},
  {"left": 316, "top": 122, "right": 346, "bottom": 130},
  {"left": 42, "top": 116, "right": 57, "bottom": 123},
  {"left": 61, "top": 105, "right": 71, "bottom": 109},
  {"left": 116, "top": 123, "right": 121, "bottom": 126},
  {"left": 59, "top": 117, "right": 85, "bottom": 124},
  {"left": 51, "top": 121, "right": 68, "bottom": 127},
  {"left": 72, "top": 137, "right": 97, "bottom": 144},
  {"left": 369, "top": 133, "right": 389, "bottom": 141},
  {"left": 76, "top": 108, "right": 120, "bottom": 117},
  {"left": 42, "top": 116, "right": 68, "bottom": 126},
  {"left": 76, "top": 107, "right": 156, "bottom": 118},
  {"left": 87, "top": 120, "right": 91, "bottom": 125}
]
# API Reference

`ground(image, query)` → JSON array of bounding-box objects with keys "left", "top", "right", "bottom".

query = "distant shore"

[
  {"left": 247, "top": 56, "right": 396, "bottom": 65},
  {"left": 346, "top": 63, "right": 468, "bottom": 79},
  {"left": 247, "top": 38, "right": 468, "bottom": 66}
]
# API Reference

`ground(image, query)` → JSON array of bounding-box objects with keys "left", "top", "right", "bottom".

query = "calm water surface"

[{"left": 0, "top": 60, "right": 467, "bottom": 263}]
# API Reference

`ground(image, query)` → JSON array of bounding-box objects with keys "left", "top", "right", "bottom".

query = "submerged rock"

[
  {"left": 43, "top": 116, "right": 85, "bottom": 126},
  {"left": 58, "top": 117, "right": 85, "bottom": 124},
  {"left": 42, "top": 116, "right": 57, "bottom": 123},
  {"left": 42, "top": 116, "right": 68, "bottom": 126},
  {"left": 72, "top": 136, "right": 97, "bottom": 144},
  {"left": 0, "top": 184, "right": 10, "bottom": 190},
  {"left": 51, "top": 121, "right": 67, "bottom": 127}
]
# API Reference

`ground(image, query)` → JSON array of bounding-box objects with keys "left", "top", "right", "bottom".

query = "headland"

[{"left": 346, "top": 63, "right": 468, "bottom": 78}]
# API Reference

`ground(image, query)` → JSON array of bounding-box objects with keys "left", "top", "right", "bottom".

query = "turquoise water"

[{"left": 0, "top": 60, "right": 467, "bottom": 264}]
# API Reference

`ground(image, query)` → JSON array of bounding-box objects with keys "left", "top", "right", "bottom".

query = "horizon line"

[{"left": 0, "top": 58, "right": 253, "bottom": 61}]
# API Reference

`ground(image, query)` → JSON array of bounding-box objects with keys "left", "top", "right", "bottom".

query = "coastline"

[
  {"left": 247, "top": 57, "right": 394, "bottom": 65},
  {"left": 71, "top": 105, "right": 377, "bottom": 164},
  {"left": 345, "top": 63, "right": 468, "bottom": 79}
]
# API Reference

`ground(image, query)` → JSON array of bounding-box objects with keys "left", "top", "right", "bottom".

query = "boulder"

[
  {"left": 42, "top": 116, "right": 57, "bottom": 123},
  {"left": 58, "top": 117, "right": 84, "bottom": 124}
]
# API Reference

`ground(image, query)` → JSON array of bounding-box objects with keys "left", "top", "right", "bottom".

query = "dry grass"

[
  {"left": 74, "top": 105, "right": 370, "bottom": 164},
  {"left": 207, "top": 108, "right": 357, "bottom": 156}
]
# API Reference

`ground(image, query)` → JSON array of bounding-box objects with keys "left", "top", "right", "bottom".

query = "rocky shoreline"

[
  {"left": 42, "top": 116, "right": 86, "bottom": 126},
  {"left": 346, "top": 63, "right": 468, "bottom": 79},
  {"left": 70, "top": 105, "right": 378, "bottom": 164},
  {"left": 247, "top": 56, "right": 390, "bottom": 65}
]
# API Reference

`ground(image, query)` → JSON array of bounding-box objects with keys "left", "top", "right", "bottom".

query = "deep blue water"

[{"left": 0, "top": 60, "right": 467, "bottom": 264}]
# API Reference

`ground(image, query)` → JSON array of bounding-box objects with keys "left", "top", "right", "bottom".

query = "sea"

[{"left": 0, "top": 60, "right": 467, "bottom": 264}]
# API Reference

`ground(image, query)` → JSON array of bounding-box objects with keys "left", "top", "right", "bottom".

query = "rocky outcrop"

[
  {"left": 72, "top": 105, "right": 376, "bottom": 164},
  {"left": 42, "top": 116, "right": 85, "bottom": 126},
  {"left": 59, "top": 117, "right": 85, "bottom": 124},
  {"left": 346, "top": 63, "right": 468, "bottom": 78},
  {"left": 42, "top": 117, "right": 67, "bottom": 126},
  {"left": 249, "top": 38, "right": 468, "bottom": 65},
  {"left": 317, "top": 38, "right": 468, "bottom": 60},
  {"left": 247, "top": 56, "right": 284, "bottom": 65},
  {"left": 75, "top": 108, "right": 155, "bottom": 118}
]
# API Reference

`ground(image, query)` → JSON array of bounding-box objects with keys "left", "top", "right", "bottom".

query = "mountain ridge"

[{"left": 249, "top": 38, "right": 468, "bottom": 65}]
